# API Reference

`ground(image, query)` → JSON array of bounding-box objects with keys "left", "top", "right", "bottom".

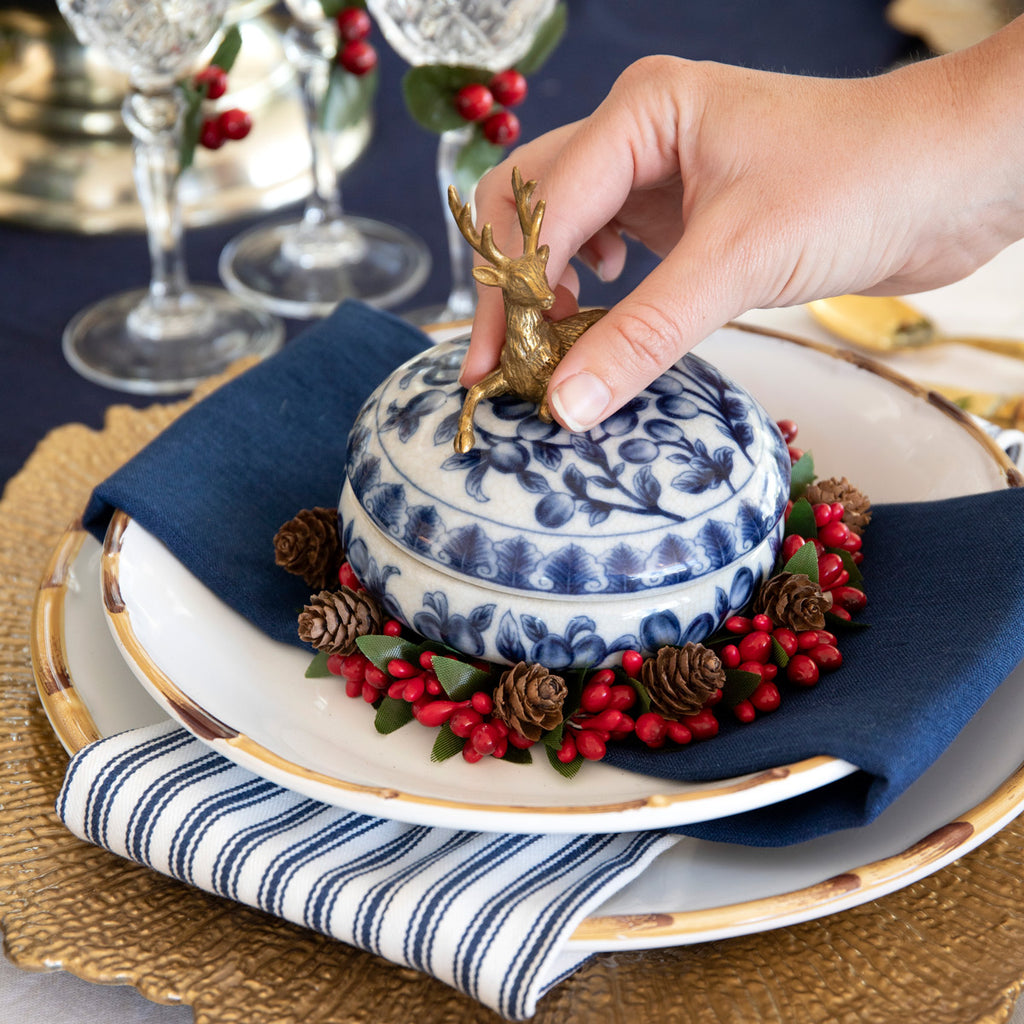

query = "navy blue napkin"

[{"left": 84, "top": 301, "right": 1024, "bottom": 846}]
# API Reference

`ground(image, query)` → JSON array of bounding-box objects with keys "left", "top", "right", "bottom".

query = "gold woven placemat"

[{"left": 3, "top": 368, "right": 1024, "bottom": 1024}]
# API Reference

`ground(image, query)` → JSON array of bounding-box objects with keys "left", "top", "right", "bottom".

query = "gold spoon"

[{"left": 806, "top": 294, "right": 1024, "bottom": 361}]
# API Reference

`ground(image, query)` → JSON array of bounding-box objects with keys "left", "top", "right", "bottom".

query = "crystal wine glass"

[
  {"left": 55, "top": 0, "right": 284, "bottom": 394},
  {"left": 217, "top": 0, "right": 431, "bottom": 319},
  {"left": 366, "top": 0, "right": 556, "bottom": 325}
]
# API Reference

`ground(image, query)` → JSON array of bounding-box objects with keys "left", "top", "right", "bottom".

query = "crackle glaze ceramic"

[{"left": 339, "top": 337, "right": 790, "bottom": 667}]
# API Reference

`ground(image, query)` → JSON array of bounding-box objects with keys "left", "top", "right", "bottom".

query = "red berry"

[
  {"left": 482, "top": 109, "right": 520, "bottom": 145},
  {"left": 340, "top": 652, "right": 368, "bottom": 680},
  {"left": 720, "top": 644, "right": 741, "bottom": 669},
  {"left": 492, "top": 736, "right": 508, "bottom": 759},
  {"left": 383, "top": 619, "right": 402, "bottom": 636},
  {"left": 508, "top": 730, "right": 534, "bottom": 749},
  {"left": 772, "top": 628, "right": 798, "bottom": 658},
  {"left": 830, "top": 502, "right": 846, "bottom": 521},
  {"left": 752, "top": 613, "right": 774, "bottom": 633},
  {"left": 364, "top": 664, "right": 387, "bottom": 688},
  {"left": 218, "top": 107, "right": 252, "bottom": 141},
  {"left": 344, "top": 678, "right": 362, "bottom": 698},
  {"left": 817, "top": 552, "right": 846, "bottom": 590},
  {"left": 326, "top": 653, "right": 345, "bottom": 675},
  {"left": 491, "top": 718, "right": 509, "bottom": 738},
  {"left": 781, "top": 534, "right": 806, "bottom": 562},
  {"left": 387, "top": 680, "right": 406, "bottom": 700},
  {"left": 425, "top": 675, "right": 442, "bottom": 696},
  {"left": 785, "top": 499, "right": 794, "bottom": 518},
  {"left": 635, "top": 712, "right": 668, "bottom": 747},
  {"left": 575, "top": 730, "right": 607, "bottom": 761},
  {"left": 557, "top": 734, "right": 578, "bottom": 763},
  {"left": 471, "top": 691, "right": 493, "bottom": 715},
  {"left": 840, "top": 530, "right": 863, "bottom": 553},
  {"left": 338, "top": 563, "right": 361, "bottom": 589},
  {"left": 788, "top": 445, "right": 804, "bottom": 463},
  {"left": 413, "top": 699, "right": 461, "bottom": 727},
  {"left": 832, "top": 585, "right": 867, "bottom": 614},
  {"left": 818, "top": 629, "right": 837, "bottom": 645},
  {"left": 830, "top": 606, "right": 852, "bottom": 621},
  {"left": 402, "top": 676, "right": 425, "bottom": 702},
  {"left": 733, "top": 700, "right": 756, "bottom": 724},
  {"left": 581, "top": 680, "right": 612, "bottom": 713},
  {"left": 819, "top": 520, "right": 852, "bottom": 549},
  {"left": 704, "top": 687, "right": 723, "bottom": 706},
  {"left": 387, "top": 658, "right": 416, "bottom": 679},
  {"left": 450, "top": 707, "right": 482, "bottom": 738},
  {"left": 749, "top": 681, "right": 781, "bottom": 712},
  {"left": 738, "top": 630, "right": 772, "bottom": 664},
  {"left": 666, "top": 720, "right": 693, "bottom": 744},
  {"left": 613, "top": 712, "right": 635, "bottom": 735},
  {"left": 416, "top": 650, "right": 433, "bottom": 670},
  {"left": 453, "top": 82, "right": 493, "bottom": 122},
  {"left": 339, "top": 39, "right": 377, "bottom": 75},
  {"left": 786, "top": 653, "right": 820, "bottom": 687},
  {"left": 809, "top": 537, "right": 825, "bottom": 556},
  {"left": 762, "top": 662, "right": 778, "bottom": 680},
  {"left": 489, "top": 68, "right": 528, "bottom": 106},
  {"left": 738, "top": 660, "right": 765, "bottom": 678},
  {"left": 725, "top": 615, "right": 753, "bottom": 634},
  {"left": 621, "top": 650, "right": 644, "bottom": 678},
  {"left": 462, "top": 743, "right": 485, "bottom": 763},
  {"left": 796, "top": 630, "right": 822, "bottom": 650},
  {"left": 608, "top": 684, "right": 638, "bottom": 710},
  {"left": 808, "top": 643, "right": 843, "bottom": 671},
  {"left": 337, "top": 6, "right": 372, "bottom": 41},
  {"left": 589, "top": 668, "right": 616, "bottom": 687},
  {"left": 199, "top": 117, "right": 224, "bottom": 150},
  {"left": 195, "top": 65, "right": 228, "bottom": 99},
  {"left": 361, "top": 681, "right": 379, "bottom": 703},
  {"left": 684, "top": 709, "right": 719, "bottom": 741},
  {"left": 776, "top": 419, "right": 798, "bottom": 443},
  {"left": 579, "top": 708, "right": 624, "bottom": 732},
  {"left": 470, "top": 722, "right": 499, "bottom": 755}
]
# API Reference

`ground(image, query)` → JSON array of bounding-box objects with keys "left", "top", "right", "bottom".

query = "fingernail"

[{"left": 550, "top": 372, "right": 612, "bottom": 432}]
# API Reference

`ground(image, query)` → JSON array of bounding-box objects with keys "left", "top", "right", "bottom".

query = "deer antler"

[
  {"left": 511, "top": 167, "right": 544, "bottom": 255},
  {"left": 447, "top": 185, "right": 509, "bottom": 266}
]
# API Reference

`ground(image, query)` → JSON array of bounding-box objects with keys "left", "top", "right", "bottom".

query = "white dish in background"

[{"left": 96, "top": 323, "right": 1018, "bottom": 838}]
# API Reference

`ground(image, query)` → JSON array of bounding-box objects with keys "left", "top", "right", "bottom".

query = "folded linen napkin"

[
  {"left": 81, "top": 301, "right": 1024, "bottom": 846},
  {"left": 56, "top": 720, "right": 677, "bottom": 1020}
]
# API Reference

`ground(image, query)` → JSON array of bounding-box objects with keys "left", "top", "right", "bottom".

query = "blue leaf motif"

[
  {"left": 734, "top": 421, "right": 755, "bottom": 449},
  {"left": 736, "top": 501, "right": 767, "bottom": 549},
  {"left": 517, "top": 469, "right": 550, "bottom": 494},
  {"left": 468, "top": 603, "right": 496, "bottom": 631},
  {"left": 403, "top": 504, "right": 443, "bottom": 553},
  {"left": 366, "top": 484, "right": 407, "bottom": 533},
  {"left": 603, "top": 542, "right": 646, "bottom": 592},
  {"left": 413, "top": 610, "right": 444, "bottom": 643},
  {"left": 571, "top": 635, "right": 608, "bottom": 668},
  {"left": 535, "top": 544, "right": 603, "bottom": 594},
  {"left": 634, "top": 465, "right": 662, "bottom": 507},
  {"left": 671, "top": 440, "right": 734, "bottom": 493},
  {"left": 491, "top": 395, "right": 536, "bottom": 420},
  {"left": 647, "top": 374, "right": 682, "bottom": 395},
  {"left": 681, "top": 613, "right": 714, "bottom": 645},
  {"left": 379, "top": 389, "right": 447, "bottom": 442},
  {"left": 564, "top": 615, "right": 598, "bottom": 643},
  {"left": 496, "top": 611, "right": 526, "bottom": 663},
  {"left": 349, "top": 454, "right": 381, "bottom": 495},
  {"left": 494, "top": 535, "right": 541, "bottom": 589},
  {"left": 722, "top": 394, "right": 748, "bottom": 421},
  {"left": 521, "top": 614, "right": 548, "bottom": 644},
  {"left": 569, "top": 433, "right": 605, "bottom": 463},
  {"left": 433, "top": 411, "right": 460, "bottom": 446},
  {"left": 465, "top": 462, "right": 490, "bottom": 503},
  {"left": 423, "top": 591, "right": 448, "bottom": 620},
  {"left": 530, "top": 635, "right": 574, "bottom": 669},
  {"left": 588, "top": 507, "right": 611, "bottom": 527},
  {"left": 619, "top": 438, "right": 658, "bottom": 463},
  {"left": 606, "top": 633, "right": 640, "bottom": 654},
  {"left": 602, "top": 399, "right": 645, "bottom": 436},
  {"left": 646, "top": 534, "right": 700, "bottom": 578},
  {"left": 729, "top": 566, "right": 755, "bottom": 609},
  {"left": 698, "top": 519, "right": 737, "bottom": 570},
  {"left": 656, "top": 395, "right": 700, "bottom": 419},
  {"left": 563, "top": 464, "right": 589, "bottom": 498},
  {"left": 535, "top": 491, "right": 575, "bottom": 528},
  {"left": 714, "top": 586, "right": 730, "bottom": 621},
  {"left": 685, "top": 354, "right": 724, "bottom": 388},
  {"left": 530, "top": 440, "right": 562, "bottom": 470},
  {"left": 441, "top": 524, "right": 495, "bottom": 576},
  {"left": 645, "top": 419, "right": 685, "bottom": 443},
  {"left": 441, "top": 450, "right": 484, "bottom": 472},
  {"left": 640, "top": 611, "right": 683, "bottom": 651}
]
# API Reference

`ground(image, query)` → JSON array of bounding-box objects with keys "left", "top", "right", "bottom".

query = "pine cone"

[
  {"left": 492, "top": 662, "right": 568, "bottom": 742},
  {"left": 297, "top": 587, "right": 382, "bottom": 655},
  {"left": 754, "top": 572, "right": 833, "bottom": 631},
  {"left": 274, "top": 507, "right": 343, "bottom": 589},
  {"left": 641, "top": 643, "right": 725, "bottom": 720},
  {"left": 804, "top": 476, "right": 872, "bottom": 536}
]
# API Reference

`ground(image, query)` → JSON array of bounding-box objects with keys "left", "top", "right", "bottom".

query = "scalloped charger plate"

[{"left": 33, "top": 323, "right": 1024, "bottom": 951}]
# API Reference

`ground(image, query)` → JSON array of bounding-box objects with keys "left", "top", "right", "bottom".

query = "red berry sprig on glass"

[
  {"left": 452, "top": 68, "right": 527, "bottom": 146},
  {"left": 336, "top": 6, "right": 378, "bottom": 76},
  {"left": 193, "top": 58, "right": 253, "bottom": 152}
]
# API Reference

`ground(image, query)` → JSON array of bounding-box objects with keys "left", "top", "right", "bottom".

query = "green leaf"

[
  {"left": 630, "top": 676, "right": 652, "bottom": 714},
  {"left": 321, "top": 0, "right": 364, "bottom": 14},
  {"left": 322, "top": 64, "right": 378, "bottom": 132},
  {"left": 516, "top": 2, "right": 568, "bottom": 76},
  {"left": 782, "top": 539, "right": 819, "bottom": 582},
  {"left": 501, "top": 745, "right": 533, "bottom": 765},
  {"left": 721, "top": 668, "right": 762, "bottom": 707},
  {"left": 356, "top": 633, "right": 423, "bottom": 670},
  {"left": 452, "top": 128, "right": 504, "bottom": 195},
  {"left": 784, "top": 497, "right": 818, "bottom": 540},
  {"left": 770, "top": 636, "right": 791, "bottom": 668},
  {"left": 430, "top": 654, "right": 492, "bottom": 701},
  {"left": 374, "top": 696, "right": 414, "bottom": 734},
  {"left": 837, "top": 549, "right": 864, "bottom": 589},
  {"left": 178, "top": 80, "right": 204, "bottom": 172},
  {"left": 430, "top": 722, "right": 465, "bottom": 762},
  {"left": 789, "top": 451, "right": 816, "bottom": 500},
  {"left": 541, "top": 720, "right": 565, "bottom": 750},
  {"left": 402, "top": 65, "right": 491, "bottom": 134},
  {"left": 826, "top": 610, "right": 871, "bottom": 631},
  {"left": 304, "top": 650, "right": 332, "bottom": 678},
  {"left": 210, "top": 24, "right": 242, "bottom": 73},
  {"left": 546, "top": 744, "right": 583, "bottom": 779}
]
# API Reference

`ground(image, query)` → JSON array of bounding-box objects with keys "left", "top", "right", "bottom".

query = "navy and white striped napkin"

[{"left": 57, "top": 721, "right": 678, "bottom": 1020}]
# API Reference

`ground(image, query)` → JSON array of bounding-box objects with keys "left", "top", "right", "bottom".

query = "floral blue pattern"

[{"left": 344, "top": 339, "right": 788, "bottom": 598}]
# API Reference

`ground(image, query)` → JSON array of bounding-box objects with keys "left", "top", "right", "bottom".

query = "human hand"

[{"left": 463, "top": 22, "right": 1024, "bottom": 431}]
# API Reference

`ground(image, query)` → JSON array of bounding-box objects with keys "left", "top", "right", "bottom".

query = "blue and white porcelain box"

[{"left": 339, "top": 338, "right": 791, "bottom": 668}]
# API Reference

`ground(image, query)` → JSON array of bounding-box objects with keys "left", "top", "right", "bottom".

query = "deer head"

[{"left": 448, "top": 167, "right": 555, "bottom": 310}]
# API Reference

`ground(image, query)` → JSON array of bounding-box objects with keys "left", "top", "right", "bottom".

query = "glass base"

[
  {"left": 402, "top": 293, "right": 476, "bottom": 330},
  {"left": 62, "top": 285, "right": 285, "bottom": 395},
  {"left": 218, "top": 214, "right": 431, "bottom": 319}
]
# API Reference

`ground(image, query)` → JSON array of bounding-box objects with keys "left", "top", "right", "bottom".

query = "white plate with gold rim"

[
  {"left": 92, "top": 323, "right": 1021, "bottom": 838},
  {"left": 33, "top": 514, "right": 1024, "bottom": 953}
]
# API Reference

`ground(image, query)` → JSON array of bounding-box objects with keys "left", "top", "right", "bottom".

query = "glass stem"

[
  {"left": 438, "top": 126, "right": 477, "bottom": 320},
  {"left": 286, "top": 22, "right": 343, "bottom": 229},
  {"left": 122, "top": 87, "right": 190, "bottom": 315}
]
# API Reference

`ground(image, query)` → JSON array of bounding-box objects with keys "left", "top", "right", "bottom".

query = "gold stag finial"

[{"left": 448, "top": 167, "right": 607, "bottom": 453}]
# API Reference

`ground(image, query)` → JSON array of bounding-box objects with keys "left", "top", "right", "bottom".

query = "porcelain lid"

[{"left": 344, "top": 339, "right": 790, "bottom": 598}]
